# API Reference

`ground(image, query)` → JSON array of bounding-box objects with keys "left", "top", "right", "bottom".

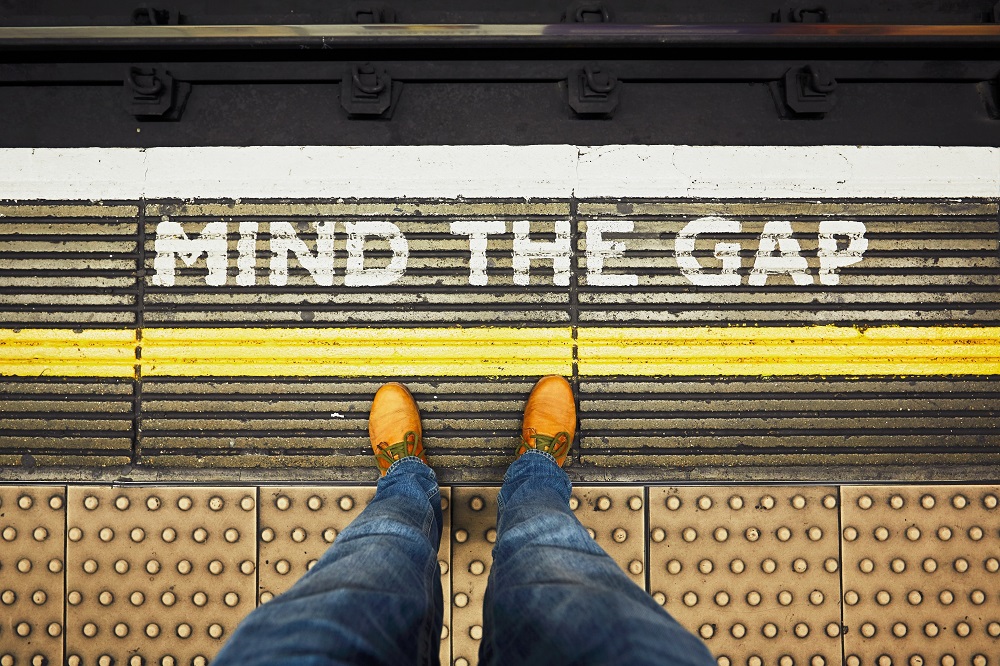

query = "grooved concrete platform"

[{"left": 3, "top": 484, "right": 1000, "bottom": 666}]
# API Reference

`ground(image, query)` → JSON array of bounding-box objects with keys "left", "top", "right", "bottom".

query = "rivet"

[
  {"left": 275, "top": 560, "right": 290, "bottom": 575},
  {"left": 47, "top": 622, "right": 62, "bottom": 637},
  {"left": 728, "top": 495, "right": 744, "bottom": 510},
  {"left": 920, "top": 494, "right": 935, "bottom": 509},
  {"left": 762, "top": 623, "right": 778, "bottom": 638},
  {"left": 940, "top": 655, "right": 955, "bottom": 666},
  {"left": 176, "top": 623, "right": 192, "bottom": 639},
  {"left": 597, "top": 496, "right": 612, "bottom": 511},
  {"left": 208, "top": 496, "right": 224, "bottom": 511},
  {"left": 209, "top": 559, "right": 225, "bottom": 575},
  {"left": 952, "top": 494, "right": 968, "bottom": 509},
  {"left": 729, "top": 559, "right": 745, "bottom": 574},
  {"left": 485, "top": 528, "right": 497, "bottom": 543},
  {"left": 889, "top": 494, "right": 905, "bottom": 509},
  {"left": 83, "top": 495, "right": 99, "bottom": 510},
  {"left": 968, "top": 525, "right": 984, "bottom": 541},
  {"left": 698, "top": 624, "right": 714, "bottom": 639},
  {"left": 114, "top": 622, "right": 129, "bottom": 638},
  {"left": 130, "top": 591, "right": 145, "bottom": 606},
  {"left": 682, "top": 527, "right": 697, "bottom": 542},
  {"left": 16, "top": 559, "right": 31, "bottom": 573},
  {"left": 240, "top": 560, "right": 255, "bottom": 575},
  {"left": 937, "top": 526, "right": 952, "bottom": 541},
  {"left": 99, "top": 527, "right": 115, "bottom": 542},
  {"left": 891, "top": 558, "right": 906, "bottom": 573},
  {"left": 776, "top": 527, "right": 791, "bottom": 542},
  {"left": 241, "top": 495, "right": 256, "bottom": 511},
  {"left": 749, "top": 657, "right": 763, "bottom": 666},
  {"left": 68, "top": 656, "right": 82, "bottom": 666},
  {"left": 82, "top": 622, "right": 98, "bottom": 637},
  {"left": 441, "top": 625, "right": 449, "bottom": 639},
  {"left": 177, "top": 560, "right": 192, "bottom": 575},
  {"left": 470, "top": 625, "right": 483, "bottom": 640},
  {"left": 809, "top": 590, "right": 824, "bottom": 605},
  {"left": 666, "top": 559, "right": 682, "bottom": 575},
  {"left": 161, "top": 591, "right": 176, "bottom": 606},
  {"left": 146, "top": 623, "right": 160, "bottom": 638},
  {"left": 922, "top": 558, "right": 937, "bottom": 573},
  {"left": 779, "top": 657, "right": 793, "bottom": 666},
  {"left": 49, "top": 494, "right": 64, "bottom": 510},
  {"left": 99, "top": 657, "right": 112, "bottom": 666},
  {"left": 225, "top": 528, "right": 241, "bottom": 543},
  {"left": 162, "top": 527, "right": 177, "bottom": 543},
  {"left": 32, "top": 526, "right": 49, "bottom": 542},
  {"left": 822, "top": 494, "right": 837, "bottom": 509},
  {"left": 746, "top": 591, "right": 762, "bottom": 606},
  {"left": 569, "top": 496, "right": 580, "bottom": 510},
  {"left": 259, "top": 591, "right": 274, "bottom": 603},
  {"left": 15, "top": 622, "right": 31, "bottom": 637},
  {"left": 713, "top": 527, "right": 729, "bottom": 542},
  {"left": 628, "top": 560, "right": 644, "bottom": 575},
  {"left": 873, "top": 526, "right": 889, "bottom": 541},
  {"left": 323, "top": 528, "right": 337, "bottom": 543},
  {"left": 812, "top": 657, "right": 826, "bottom": 666},
  {"left": 759, "top": 495, "right": 775, "bottom": 510},
  {"left": 844, "top": 526, "right": 858, "bottom": 541},
  {"left": 469, "top": 560, "right": 485, "bottom": 575},
  {"left": 193, "top": 527, "right": 208, "bottom": 543},
  {"left": 761, "top": 558, "right": 777, "bottom": 574},
  {"left": 651, "top": 527, "right": 666, "bottom": 542},
  {"left": 939, "top": 589, "right": 954, "bottom": 605},
  {"left": 291, "top": 527, "right": 307, "bottom": 543},
  {"left": 208, "top": 623, "right": 224, "bottom": 639},
  {"left": 115, "top": 496, "right": 130, "bottom": 511},
  {"left": 953, "top": 558, "right": 969, "bottom": 573},
  {"left": 99, "top": 590, "right": 114, "bottom": 605},
  {"left": 83, "top": 559, "right": 99, "bottom": 574},
  {"left": 1, "top": 526, "right": 16, "bottom": 541},
  {"left": 907, "top": 590, "right": 923, "bottom": 605},
  {"left": 194, "top": 657, "right": 208, "bottom": 666},
  {"left": 877, "top": 656, "right": 891, "bottom": 666},
  {"left": 682, "top": 591, "right": 698, "bottom": 607},
  {"left": 698, "top": 559, "right": 713, "bottom": 574},
  {"left": 807, "top": 526, "right": 823, "bottom": 541},
  {"left": 857, "top": 495, "right": 873, "bottom": 510},
  {"left": 470, "top": 495, "right": 485, "bottom": 511},
  {"left": 666, "top": 496, "right": 681, "bottom": 511},
  {"left": 114, "top": 559, "right": 130, "bottom": 574},
  {"left": 986, "top": 622, "right": 1000, "bottom": 637},
  {"left": 177, "top": 496, "right": 193, "bottom": 511},
  {"left": 652, "top": 591, "right": 666, "bottom": 605},
  {"left": 714, "top": 591, "right": 730, "bottom": 606},
  {"left": 193, "top": 591, "right": 208, "bottom": 607},
  {"left": 844, "top": 590, "right": 859, "bottom": 605},
  {"left": 628, "top": 496, "right": 642, "bottom": 511},
  {"left": 261, "top": 527, "right": 275, "bottom": 542},
  {"left": 955, "top": 622, "right": 971, "bottom": 637},
  {"left": 823, "top": 558, "right": 838, "bottom": 573},
  {"left": 454, "top": 529, "right": 469, "bottom": 543},
  {"left": 587, "top": 527, "right": 596, "bottom": 539},
  {"left": 0, "top": 589, "right": 15, "bottom": 605},
  {"left": 129, "top": 527, "right": 145, "bottom": 542},
  {"left": 983, "top": 493, "right": 998, "bottom": 509},
  {"left": 875, "top": 590, "right": 891, "bottom": 605},
  {"left": 730, "top": 623, "right": 745, "bottom": 638},
  {"left": 847, "top": 657, "right": 860, "bottom": 666},
  {"left": 892, "top": 623, "right": 907, "bottom": 638},
  {"left": 455, "top": 659, "right": 469, "bottom": 666},
  {"left": 777, "top": 590, "right": 793, "bottom": 606},
  {"left": 67, "top": 590, "right": 81, "bottom": 605},
  {"left": 825, "top": 623, "right": 840, "bottom": 637},
  {"left": 48, "top": 558, "right": 62, "bottom": 573},
  {"left": 454, "top": 592, "right": 469, "bottom": 607},
  {"left": 339, "top": 496, "right": 354, "bottom": 511},
  {"left": 972, "top": 656, "right": 987, "bottom": 666},
  {"left": 719, "top": 657, "right": 732, "bottom": 666},
  {"left": 146, "top": 496, "right": 161, "bottom": 511},
  {"left": 613, "top": 528, "right": 628, "bottom": 543},
  {"left": 17, "top": 495, "right": 33, "bottom": 510},
  {"left": 696, "top": 496, "right": 712, "bottom": 511},
  {"left": 986, "top": 557, "right": 1000, "bottom": 572},
  {"left": 860, "top": 623, "right": 876, "bottom": 638},
  {"left": 794, "top": 623, "right": 809, "bottom": 638},
  {"left": 32, "top": 590, "right": 47, "bottom": 605},
  {"left": 306, "top": 495, "right": 323, "bottom": 511},
  {"left": 906, "top": 526, "right": 921, "bottom": 541},
  {"left": 791, "top": 494, "right": 807, "bottom": 510},
  {"left": 745, "top": 527, "right": 760, "bottom": 542},
  {"left": 224, "top": 592, "right": 240, "bottom": 607},
  {"left": 68, "top": 527, "right": 83, "bottom": 541}
]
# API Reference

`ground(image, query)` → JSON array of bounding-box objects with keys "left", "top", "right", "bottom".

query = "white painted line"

[{"left": 0, "top": 145, "right": 996, "bottom": 200}]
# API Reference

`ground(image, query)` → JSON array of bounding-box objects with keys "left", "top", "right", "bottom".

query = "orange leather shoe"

[
  {"left": 516, "top": 375, "right": 576, "bottom": 467},
  {"left": 369, "top": 382, "right": 427, "bottom": 476}
]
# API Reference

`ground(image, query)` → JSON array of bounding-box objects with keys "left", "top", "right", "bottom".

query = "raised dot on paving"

[
  {"left": 841, "top": 485, "right": 1000, "bottom": 666},
  {"left": 65, "top": 487, "right": 256, "bottom": 665},
  {"left": 648, "top": 487, "right": 841, "bottom": 666}
]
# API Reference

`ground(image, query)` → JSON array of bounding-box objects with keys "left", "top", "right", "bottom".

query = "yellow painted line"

[
  {"left": 577, "top": 326, "right": 1000, "bottom": 376},
  {"left": 141, "top": 327, "right": 574, "bottom": 377},
  {"left": 0, "top": 328, "right": 136, "bottom": 377},
  {"left": 1, "top": 326, "right": 998, "bottom": 377}
]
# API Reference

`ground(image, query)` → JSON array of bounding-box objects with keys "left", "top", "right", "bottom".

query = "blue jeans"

[{"left": 214, "top": 452, "right": 714, "bottom": 666}]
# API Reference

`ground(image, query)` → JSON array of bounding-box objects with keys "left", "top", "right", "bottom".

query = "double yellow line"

[{"left": 1, "top": 326, "right": 998, "bottom": 377}]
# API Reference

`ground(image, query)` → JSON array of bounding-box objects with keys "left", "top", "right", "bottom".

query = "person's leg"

[
  {"left": 213, "top": 458, "right": 443, "bottom": 666},
  {"left": 214, "top": 383, "right": 443, "bottom": 666},
  {"left": 479, "top": 377, "right": 715, "bottom": 666}
]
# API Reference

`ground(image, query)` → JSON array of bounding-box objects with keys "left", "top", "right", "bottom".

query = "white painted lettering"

[
  {"left": 586, "top": 219, "right": 638, "bottom": 287},
  {"left": 236, "top": 221, "right": 258, "bottom": 286},
  {"left": 152, "top": 220, "right": 229, "bottom": 287},
  {"left": 512, "top": 220, "right": 571, "bottom": 286},
  {"left": 450, "top": 220, "right": 506, "bottom": 286},
  {"left": 675, "top": 216, "right": 742, "bottom": 286},
  {"left": 344, "top": 221, "right": 409, "bottom": 287},
  {"left": 269, "top": 221, "right": 335, "bottom": 287},
  {"left": 818, "top": 219, "right": 868, "bottom": 285},
  {"left": 749, "top": 220, "right": 814, "bottom": 286}
]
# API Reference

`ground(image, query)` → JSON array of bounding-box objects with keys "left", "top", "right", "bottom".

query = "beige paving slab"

[
  {"left": 450, "top": 487, "right": 499, "bottom": 666},
  {"left": 65, "top": 487, "right": 257, "bottom": 666},
  {"left": 649, "top": 486, "right": 843, "bottom": 666},
  {"left": 0, "top": 486, "right": 65, "bottom": 666},
  {"left": 569, "top": 486, "right": 647, "bottom": 588},
  {"left": 841, "top": 486, "right": 1000, "bottom": 666}
]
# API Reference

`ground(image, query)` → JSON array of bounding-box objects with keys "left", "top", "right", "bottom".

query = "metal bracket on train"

[
  {"left": 568, "top": 64, "right": 619, "bottom": 117},
  {"left": 131, "top": 6, "right": 181, "bottom": 25},
  {"left": 125, "top": 66, "right": 191, "bottom": 120},
  {"left": 563, "top": 2, "right": 613, "bottom": 23},
  {"left": 347, "top": 5, "right": 395, "bottom": 23},
  {"left": 341, "top": 63, "right": 401, "bottom": 118},
  {"left": 771, "top": 5, "right": 828, "bottom": 22},
  {"left": 771, "top": 64, "right": 837, "bottom": 117}
]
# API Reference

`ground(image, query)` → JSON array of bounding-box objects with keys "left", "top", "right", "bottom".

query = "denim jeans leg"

[
  {"left": 213, "top": 457, "right": 444, "bottom": 666},
  {"left": 479, "top": 450, "right": 715, "bottom": 666}
]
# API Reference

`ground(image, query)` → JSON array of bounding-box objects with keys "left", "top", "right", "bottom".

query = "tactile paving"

[
  {"left": 65, "top": 487, "right": 257, "bottom": 665},
  {"left": 569, "top": 487, "right": 647, "bottom": 588},
  {"left": 648, "top": 486, "right": 842, "bottom": 666},
  {"left": 0, "top": 486, "right": 65, "bottom": 666},
  {"left": 841, "top": 485, "right": 1000, "bottom": 666},
  {"left": 451, "top": 487, "right": 499, "bottom": 666}
]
